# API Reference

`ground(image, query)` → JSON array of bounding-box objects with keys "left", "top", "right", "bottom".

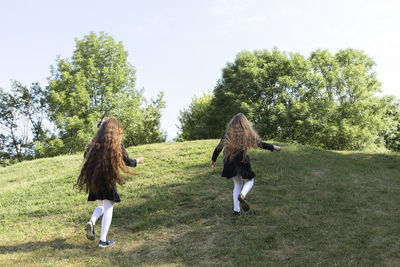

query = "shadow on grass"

[{"left": 0, "top": 238, "right": 86, "bottom": 254}]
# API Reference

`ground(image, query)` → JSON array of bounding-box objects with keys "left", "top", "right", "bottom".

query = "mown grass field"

[{"left": 0, "top": 140, "right": 399, "bottom": 266}]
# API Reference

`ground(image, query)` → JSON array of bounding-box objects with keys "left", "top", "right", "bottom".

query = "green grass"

[{"left": 0, "top": 140, "right": 399, "bottom": 266}]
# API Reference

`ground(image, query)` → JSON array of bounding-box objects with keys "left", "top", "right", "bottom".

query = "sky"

[{"left": 1, "top": 0, "right": 400, "bottom": 140}]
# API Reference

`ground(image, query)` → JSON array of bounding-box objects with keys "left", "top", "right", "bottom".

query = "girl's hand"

[
  {"left": 274, "top": 145, "right": 281, "bottom": 152},
  {"left": 210, "top": 161, "right": 215, "bottom": 168},
  {"left": 136, "top": 157, "right": 144, "bottom": 164}
]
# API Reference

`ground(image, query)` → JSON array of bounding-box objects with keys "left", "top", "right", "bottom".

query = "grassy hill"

[{"left": 0, "top": 140, "right": 399, "bottom": 266}]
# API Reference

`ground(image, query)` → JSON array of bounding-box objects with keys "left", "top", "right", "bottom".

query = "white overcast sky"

[{"left": 1, "top": 0, "right": 399, "bottom": 140}]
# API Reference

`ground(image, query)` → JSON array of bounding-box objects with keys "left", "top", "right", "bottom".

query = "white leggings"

[
  {"left": 232, "top": 176, "right": 254, "bottom": 212},
  {"left": 89, "top": 200, "right": 114, "bottom": 242}
]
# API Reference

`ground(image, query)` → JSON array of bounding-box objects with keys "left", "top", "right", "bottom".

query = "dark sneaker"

[
  {"left": 233, "top": 211, "right": 241, "bottom": 216},
  {"left": 85, "top": 221, "right": 95, "bottom": 240},
  {"left": 98, "top": 240, "right": 115, "bottom": 248},
  {"left": 238, "top": 194, "right": 250, "bottom": 211}
]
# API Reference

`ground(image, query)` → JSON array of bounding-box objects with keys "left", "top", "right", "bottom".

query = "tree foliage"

[
  {"left": 1, "top": 32, "right": 166, "bottom": 165},
  {"left": 177, "top": 93, "right": 213, "bottom": 141},
  {"left": 116, "top": 91, "right": 166, "bottom": 146},
  {"left": 381, "top": 96, "right": 400, "bottom": 151},
  {"left": 0, "top": 83, "right": 40, "bottom": 165},
  {"left": 45, "top": 31, "right": 165, "bottom": 154},
  {"left": 178, "top": 48, "right": 396, "bottom": 151},
  {"left": 12, "top": 81, "right": 48, "bottom": 142}
]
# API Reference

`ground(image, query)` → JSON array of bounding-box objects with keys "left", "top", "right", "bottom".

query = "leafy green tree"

[
  {"left": 305, "top": 49, "right": 339, "bottom": 147},
  {"left": 11, "top": 81, "right": 48, "bottom": 142},
  {"left": 332, "top": 49, "right": 384, "bottom": 150},
  {"left": 34, "top": 134, "right": 65, "bottom": 158},
  {"left": 177, "top": 93, "right": 214, "bottom": 141},
  {"left": 307, "top": 49, "right": 384, "bottom": 150},
  {"left": 46, "top": 31, "right": 164, "bottom": 154},
  {"left": 136, "top": 92, "right": 167, "bottom": 144},
  {"left": 11, "top": 81, "right": 64, "bottom": 158},
  {"left": 116, "top": 91, "right": 166, "bottom": 146},
  {"left": 204, "top": 49, "right": 311, "bottom": 140},
  {"left": 0, "top": 88, "right": 33, "bottom": 163},
  {"left": 180, "top": 48, "right": 390, "bottom": 151},
  {"left": 381, "top": 96, "right": 400, "bottom": 151},
  {"left": 0, "top": 81, "right": 51, "bottom": 163},
  {"left": 0, "top": 133, "right": 8, "bottom": 166}
]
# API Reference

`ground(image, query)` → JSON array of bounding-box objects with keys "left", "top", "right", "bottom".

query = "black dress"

[
  {"left": 85, "top": 144, "right": 137, "bottom": 202},
  {"left": 211, "top": 133, "right": 274, "bottom": 180}
]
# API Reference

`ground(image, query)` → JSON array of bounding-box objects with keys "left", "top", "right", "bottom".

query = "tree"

[
  {"left": 116, "top": 91, "right": 166, "bottom": 146},
  {"left": 308, "top": 49, "right": 384, "bottom": 150},
  {"left": 0, "top": 88, "right": 33, "bottom": 164},
  {"left": 179, "top": 48, "right": 390, "bottom": 151},
  {"left": 11, "top": 81, "right": 48, "bottom": 142},
  {"left": 381, "top": 96, "right": 400, "bottom": 151},
  {"left": 204, "top": 49, "right": 311, "bottom": 140},
  {"left": 0, "top": 81, "right": 51, "bottom": 164},
  {"left": 136, "top": 92, "right": 167, "bottom": 144},
  {"left": 177, "top": 93, "right": 213, "bottom": 141},
  {"left": 46, "top": 31, "right": 164, "bottom": 154}
]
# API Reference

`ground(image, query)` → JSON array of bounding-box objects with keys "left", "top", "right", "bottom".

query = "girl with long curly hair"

[
  {"left": 76, "top": 118, "right": 144, "bottom": 248},
  {"left": 210, "top": 113, "right": 280, "bottom": 215}
]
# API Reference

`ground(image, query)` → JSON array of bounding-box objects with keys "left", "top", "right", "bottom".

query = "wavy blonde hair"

[
  {"left": 223, "top": 113, "right": 261, "bottom": 163},
  {"left": 75, "top": 118, "right": 132, "bottom": 193}
]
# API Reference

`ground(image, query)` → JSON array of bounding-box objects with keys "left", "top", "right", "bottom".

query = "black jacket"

[{"left": 212, "top": 133, "right": 274, "bottom": 179}]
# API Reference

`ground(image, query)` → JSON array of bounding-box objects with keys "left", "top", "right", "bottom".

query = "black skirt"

[
  {"left": 221, "top": 154, "right": 256, "bottom": 180},
  {"left": 88, "top": 188, "right": 120, "bottom": 202}
]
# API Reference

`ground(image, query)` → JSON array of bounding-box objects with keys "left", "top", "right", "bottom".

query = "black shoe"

[
  {"left": 98, "top": 240, "right": 115, "bottom": 248},
  {"left": 233, "top": 211, "right": 241, "bottom": 216},
  {"left": 238, "top": 194, "right": 250, "bottom": 212},
  {"left": 85, "top": 221, "right": 95, "bottom": 241}
]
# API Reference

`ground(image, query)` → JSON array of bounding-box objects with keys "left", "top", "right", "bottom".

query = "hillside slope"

[{"left": 0, "top": 140, "right": 399, "bottom": 266}]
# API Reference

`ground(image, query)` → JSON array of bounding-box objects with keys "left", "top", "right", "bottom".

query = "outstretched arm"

[
  {"left": 258, "top": 141, "right": 280, "bottom": 152},
  {"left": 122, "top": 145, "right": 144, "bottom": 167},
  {"left": 210, "top": 132, "right": 225, "bottom": 168}
]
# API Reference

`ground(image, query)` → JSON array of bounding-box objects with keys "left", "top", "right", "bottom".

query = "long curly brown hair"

[
  {"left": 75, "top": 118, "right": 133, "bottom": 193},
  {"left": 223, "top": 113, "right": 261, "bottom": 163}
]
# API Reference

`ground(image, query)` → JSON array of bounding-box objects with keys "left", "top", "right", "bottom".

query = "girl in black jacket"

[
  {"left": 76, "top": 118, "right": 144, "bottom": 248},
  {"left": 210, "top": 113, "right": 280, "bottom": 215}
]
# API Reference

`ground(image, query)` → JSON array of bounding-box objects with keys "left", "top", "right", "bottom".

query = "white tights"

[
  {"left": 89, "top": 199, "right": 114, "bottom": 242},
  {"left": 232, "top": 176, "right": 254, "bottom": 212}
]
